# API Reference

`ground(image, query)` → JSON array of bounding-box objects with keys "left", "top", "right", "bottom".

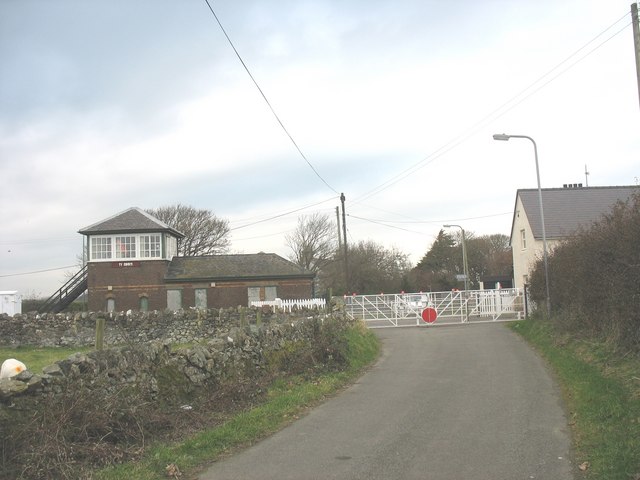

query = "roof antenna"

[{"left": 584, "top": 164, "right": 590, "bottom": 187}]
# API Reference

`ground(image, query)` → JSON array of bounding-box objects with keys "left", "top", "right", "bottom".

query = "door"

[
  {"left": 265, "top": 286, "right": 277, "bottom": 301},
  {"left": 195, "top": 288, "right": 207, "bottom": 309},
  {"left": 247, "top": 287, "right": 261, "bottom": 306},
  {"left": 167, "top": 290, "right": 182, "bottom": 311}
]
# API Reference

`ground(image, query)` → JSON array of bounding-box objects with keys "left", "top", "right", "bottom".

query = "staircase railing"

[{"left": 39, "top": 265, "right": 88, "bottom": 313}]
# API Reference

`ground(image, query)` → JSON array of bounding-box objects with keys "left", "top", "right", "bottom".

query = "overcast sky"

[{"left": 1, "top": 0, "right": 638, "bottom": 297}]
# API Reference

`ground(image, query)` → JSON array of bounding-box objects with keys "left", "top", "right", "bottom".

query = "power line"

[
  {"left": 0, "top": 265, "right": 77, "bottom": 278},
  {"left": 350, "top": 211, "right": 513, "bottom": 225},
  {"left": 229, "top": 196, "right": 338, "bottom": 231},
  {"left": 353, "top": 11, "right": 632, "bottom": 204},
  {"left": 347, "top": 214, "right": 426, "bottom": 235},
  {"left": 229, "top": 201, "right": 335, "bottom": 225},
  {"left": 201, "top": 0, "right": 338, "bottom": 194},
  {"left": 352, "top": 200, "right": 513, "bottom": 225},
  {"left": 232, "top": 229, "right": 293, "bottom": 242},
  {"left": 0, "top": 235, "right": 79, "bottom": 246}
]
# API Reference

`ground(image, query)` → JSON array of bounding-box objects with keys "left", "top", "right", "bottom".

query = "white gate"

[{"left": 344, "top": 289, "right": 525, "bottom": 328}]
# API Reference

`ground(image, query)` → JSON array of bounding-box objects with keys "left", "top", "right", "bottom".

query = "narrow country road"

[{"left": 198, "top": 324, "right": 574, "bottom": 480}]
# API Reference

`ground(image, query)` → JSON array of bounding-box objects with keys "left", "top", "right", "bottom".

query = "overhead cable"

[
  {"left": 350, "top": 211, "right": 513, "bottom": 225},
  {"left": 0, "top": 265, "right": 78, "bottom": 278},
  {"left": 202, "top": 0, "right": 338, "bottom": 194},
  {"left": 347, "top": 214, "right": 426, "bottom": 235},
  {"left": 353, "top": 11, "right": 632, "bottom": 204},
  {"left": 229, "top": 196, "right": 338, "bottom": 231}
]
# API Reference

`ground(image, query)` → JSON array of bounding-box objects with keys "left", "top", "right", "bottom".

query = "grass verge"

[
  {"left": 0, "top": 345, "right": 93, "bottom": 374},
  {"left": 510, "top": 320, "right": 640, "bottom": 479},
  {"left": 95, "top": 323, "right": 380, "bottom": 480}
]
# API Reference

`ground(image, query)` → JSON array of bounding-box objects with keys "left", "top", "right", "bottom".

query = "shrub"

[
  {"left": 265, "top": 316, "right": 351, "bottom": 375},
  {"left": 529, "top": 192, "right": 640, "bottom": 351}
]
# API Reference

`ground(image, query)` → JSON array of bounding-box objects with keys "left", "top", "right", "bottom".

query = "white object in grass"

[{"left": 0, "top": 358, "right": 27, "bottom": 379}]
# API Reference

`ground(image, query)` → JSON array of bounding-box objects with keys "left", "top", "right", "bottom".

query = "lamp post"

[
  {"left": 492, "top": 133, "right": 551, "bottom": 314},
  {"left": 443, "top": 224, "right": 469, "bottom": 292}
]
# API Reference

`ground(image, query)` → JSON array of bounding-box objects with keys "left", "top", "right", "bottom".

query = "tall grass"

[{"left": 511, "top": 320, "right": 640, "bottom": 479}]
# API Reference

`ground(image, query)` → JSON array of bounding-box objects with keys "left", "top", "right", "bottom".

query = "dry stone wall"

[
  {"left": 0, "top": 308, "right": 346, "bottom": 404},
  {"left": 0, "top": 307, "right": 356, "bottom": 480},
  {"left": 0, "top": 307, "right": 305, "bottom": 348}
]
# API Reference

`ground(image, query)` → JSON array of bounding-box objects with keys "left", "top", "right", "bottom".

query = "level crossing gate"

[{"left": 344, "top": 289, "right": 525, "bottom": 328}]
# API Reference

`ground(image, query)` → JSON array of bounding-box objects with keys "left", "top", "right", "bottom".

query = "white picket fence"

[{"left": 251, "top": 298, "right": 327, "bottom": 312}]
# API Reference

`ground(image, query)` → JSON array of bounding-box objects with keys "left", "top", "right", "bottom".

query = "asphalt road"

[{"left": 198, "top": 324, "right": 574, "bottom": 480}]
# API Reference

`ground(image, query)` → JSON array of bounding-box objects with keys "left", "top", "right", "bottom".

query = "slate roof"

[
  {"left": 166, "top": 253, "right": 314, "bottom": 282},
  {"left": 514, "top": 185, "right": 639, "bottom": 240},
  {"left": 78, "top": 207, "right": 184, "bottom": 238}
]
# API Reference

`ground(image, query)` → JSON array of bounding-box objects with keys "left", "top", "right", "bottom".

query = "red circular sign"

[{"left": 421, "top": 307, "right": 438, "bottom": 323}]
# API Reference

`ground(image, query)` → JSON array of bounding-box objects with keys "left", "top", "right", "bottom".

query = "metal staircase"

[{"left": 39, "top": 265, "right": 88, "bottom": 313}]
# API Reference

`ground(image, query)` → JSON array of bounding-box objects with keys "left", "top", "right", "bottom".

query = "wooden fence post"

[
  {"left": 95, "top": 317, "right": 106, "bottom": 351},
  {"left": 240, "top": 307, "right": 246, "bottom": 327}
]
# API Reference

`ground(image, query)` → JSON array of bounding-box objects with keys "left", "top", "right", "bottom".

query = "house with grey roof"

[
  {"left": 510, "top": 185, "right": 639, "bottom": 289},
  {"left": 68, "top": 207, "right": 315, "bottom": 312}
]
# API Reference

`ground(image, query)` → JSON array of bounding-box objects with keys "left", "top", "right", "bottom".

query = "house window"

[
  {"left": 195, "top": 289, "right": 207, "bottom": 309},
  {"left": 523, "top": 274, "right": 529, "bottom": 286},
  {"left": 115, "top": 236, "right": 136, "bottom": 258},
  {"left": 520, "top": 229, "right": 527, "bottom": 250},
  {"left": 140, "top": 234, "right": 161, "bottom": 258},
  {"left": 91, "top": 237, "right": 112, "bottom": 260},
  {"left": 88, "top": 233, "right": 179, "bottom": 262},
  {"left": 167, "top": 290, "right": 182, "bottom": 311},
  {"left": 165, "top": 235, "right": 177, "bottom": 259},
  {"left": 139, "top": 296, "right": 149, "bottom": 312}
]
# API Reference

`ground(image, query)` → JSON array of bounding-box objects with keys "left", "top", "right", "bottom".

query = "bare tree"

[
  {"left": 286, "top": 213, "right": 337, "bottom": 273},
  {"left": 147, "top": 204, "right": 230, "bottom": 256}
]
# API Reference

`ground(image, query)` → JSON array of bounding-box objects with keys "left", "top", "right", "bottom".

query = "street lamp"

[
  {"left": 492, "top": 133, "right": 551, "bottom": 314},
  {"left": 443, "top": 224, "right": 469, "bottom": 291}
]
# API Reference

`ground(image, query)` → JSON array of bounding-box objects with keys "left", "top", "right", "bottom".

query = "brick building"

[{"left": 78, "top": 207, "right": 315, "bottom": 312}]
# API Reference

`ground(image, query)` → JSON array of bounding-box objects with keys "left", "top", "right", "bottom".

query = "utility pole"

[
  {"left": 632, "top": 2, "right": 640, "bottom": 109},
  {"left": 340, "top": 193, "right": 349, "bottom": 294},
  {"left": 335, "top": 206, "right": 342, "bottom": 250}
]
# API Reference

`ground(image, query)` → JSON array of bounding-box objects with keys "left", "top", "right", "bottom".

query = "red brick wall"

[
  {"left": 87, "top": 260, "right": 314, "bottom": 311},
  {"left": 169, "top": 278, "right": 314, "bottom": 309},
  {"left": 87, "top": 261, "right": 170, "bottom": 311}
]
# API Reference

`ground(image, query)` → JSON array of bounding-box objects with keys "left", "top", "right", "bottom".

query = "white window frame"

[
  {"left": 88, "top": 233, "right": 172, "bottom": 262},
  {"left": 115, "top": 235, "right": 136, "bottom": 259},
  {"left": 91, "top": 237, "right": 112, "bottom": 260},
  {"left": 520, "top": 229, "right": 527, "bottom": 250},
  {"left": 140, "top": 234, "right": 161, "bottom": 258},
  {"left": 165, "top": 234, "right": 178, "bottom": 260}
]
